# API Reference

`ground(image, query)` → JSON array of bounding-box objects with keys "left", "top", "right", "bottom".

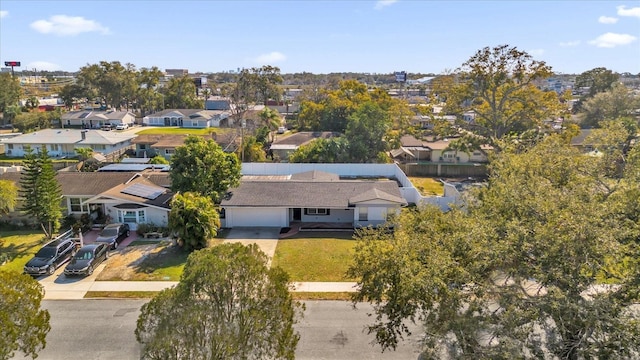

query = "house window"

[
  {"left": 7, "top": 144, "right": 13, "bottom": 149},
  {"left": 165, "top": 149, "right": 174, "bottom": 155},
  {"left": 139, "top": 144, "right": 146, "bottom": 150},
  {"left": 359, "top": 207, "right": 368, "bottom": 221},
  {"left": 444, "top": 153, "right": 455, "bottom": 159},
  {"left": 50, "top": 144, "right": 59, "bottom": 151},
  {"left": 94, "top": 145, "right": 106, "bottom": 151},
  {"left": 305, "top": 208, "right": 329, "bottom": 216},
  {"left": 473, "top": 151, "right": 481, "bottom": 156},
  {"left": 69, "top": 197, "right": 90, "bottom": 213},
  {"left": 117, "top": 210, "right": 145, "bottom": 224}
]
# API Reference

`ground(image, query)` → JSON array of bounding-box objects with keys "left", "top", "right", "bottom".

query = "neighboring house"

[
  {"left": 390, "top": 135, "right": 491, "bottom": 163},
  {"left": 0, "top": 171, "right": 173, "bottom": 230},
  {"left": 142, "top": 109, "right": 230, "bottom": 128},
  {"left": 2, "top": 129, "right": 136, "bottom": 160},
  {"left": 61, "top": 110, "right": 136, "bottom": 129},
  {"left": 269, "top": 131, "right": 337, "bottom": 161},
  {"left": 131, "top": 133, "right": 236, "bottom": 159},
  {"left": 570, "top": 129, "right": 596, "bottom": 153},
  {"left": 221, "top": 169, "right": 407, "bottom": 228}
]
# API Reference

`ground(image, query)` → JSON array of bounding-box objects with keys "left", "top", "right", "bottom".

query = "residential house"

[
  {"left": 142, "top": 109, "right": 230, "bottom": 128},
  {"left": 205, "top": 96, "right": 232, "bottom": 111},
  {"left": 2, "top": 129, "right": 136, "bottom": 160},
  {"left": 0, "top": 171, "right": 173, "bottom": 230},
  {"left": 570, "top": 129, "right": 596, "bottom": 153},
  {"left": 269, "top": 131, "right": 337, "bottom": 161},
  {"left": 131, "top": 133, "right": 237, "bottom": 160},
  {"left": 61, "top": 110, "right": 136, "bottom": 129},
  {"left": 221, "top": 169, "right": 407, "bottom": 228},
  {"left": 390, "top": 135, "right": 491, "bottom": 163}
]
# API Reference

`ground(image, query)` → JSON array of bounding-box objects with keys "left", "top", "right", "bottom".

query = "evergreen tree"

[{"left": 19, "top": 146, "right": 63, "bottom": 239}]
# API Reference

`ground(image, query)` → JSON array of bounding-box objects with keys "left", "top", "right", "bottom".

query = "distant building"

[{"left": 165, "top": 69, "right": 188, "bottom": 77}]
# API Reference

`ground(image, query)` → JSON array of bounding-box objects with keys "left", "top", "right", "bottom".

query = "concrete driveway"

[{"left": 223, "top": 227, "right": 280, "bottom": 266}]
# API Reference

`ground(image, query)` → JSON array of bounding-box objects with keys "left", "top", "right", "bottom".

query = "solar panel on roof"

[
  {"left": 79, "top": 112, "right": 91, "bottom": 119},
  {"left": 121, "top": 183, "right": 164, "bottom": 200}
]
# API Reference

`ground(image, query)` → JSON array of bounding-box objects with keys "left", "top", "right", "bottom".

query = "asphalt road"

[{"left": 12, "top": 300, "right": 423, "bottom": 360}]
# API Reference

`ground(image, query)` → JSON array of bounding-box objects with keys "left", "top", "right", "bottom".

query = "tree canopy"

[
  {"left": 19, "top": 145, "right": 63, "bottom": 239},
  {"left": 0, "top": 180, "right": 18, "bottom": 215},
  {"left": 575, "top": 67, "right": 620, "bottom": 98},
  {"left": 0, "top": 72, "right": 22, "bottom": 116},
  {"left": 168, "top": 192, "right": 220, "bottom": 251},
  {"left": 136, "top": 243, "right": 303, "bottom": 360},
  {"left": 434, "top": 45, "right": 563, "bottom": 149},
  {"left": 169, "top": 135, "right": 241, "bottom": 202},
  {"left": 0, "top": 271, "right": 51, "bottom": 360},
  {"left": 579, "top": 82, "right": 639, "bottom": 128},
  {"left": 349, "top": 134, "right": 640, "bottom": 359}
]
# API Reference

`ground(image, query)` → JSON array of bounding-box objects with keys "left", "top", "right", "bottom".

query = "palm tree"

[{"left": 258, "top": 107, "right": 282, "bottom": 143}]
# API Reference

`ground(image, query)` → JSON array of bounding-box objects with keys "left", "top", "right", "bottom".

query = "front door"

[
  {"left": 117, "top": 209, "right": 146, "bottom": 231},
  {"left": 293, "top": 208, "right": 301, "bottom": 221}
]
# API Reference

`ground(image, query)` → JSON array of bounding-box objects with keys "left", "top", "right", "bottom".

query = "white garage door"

[{"left": 227, "top": 208, "right": 287, "bottom": 228}]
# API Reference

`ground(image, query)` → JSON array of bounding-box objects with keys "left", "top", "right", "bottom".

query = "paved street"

[{"left": 11, "top": 300, "right": 423, "bottom": 360}]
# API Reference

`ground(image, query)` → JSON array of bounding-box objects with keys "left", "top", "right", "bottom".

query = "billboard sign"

[
  {"left": 395, "top": 71, "right": 406, "bottom": 82},
  {"left": 4, "top": 61, "right": 21, "bottom": 67}
]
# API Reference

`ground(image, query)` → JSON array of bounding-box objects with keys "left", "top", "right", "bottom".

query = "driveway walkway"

[{"left": 222, "top": 227, "right": 280, "bottom": 266}]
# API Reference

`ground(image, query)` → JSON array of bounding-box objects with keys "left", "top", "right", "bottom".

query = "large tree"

[
  {"left": 0, "top": 72, "right": 22, "bottom": 121},
  {"left": 345, "top": 102, "right": 392, "bottom": 163},
  {"left": 169, "top": 135, "right": 241, "bottom": 202},
  {"left": 77, "top": 61, "right": 137, "bottom": 110},
  {"left": 163, "top": 75, "right": 202, "bottom": 109},
  {"left": 349, "top": 135, "right": 640, "bottom": 359},
  {"left": 136, "top": 243, "right": 303, "bottom": 360},
  {"left": 0, "top": 271, "right": 51, "bottom": 360},
  {"left": 575, "top": 67, "right": 620, "bottom": 98},
  {"left": 19, "top": 145, "right": 64, "bottom": 239},
  {"left": 579, "top": 82, "right": 639, "bottom": 128},
  {"left": 168, "top": 192, "right": 219, "bottom": 251},
  {"left": 439, "top": 45, "right": 563, "bottom": 149}
]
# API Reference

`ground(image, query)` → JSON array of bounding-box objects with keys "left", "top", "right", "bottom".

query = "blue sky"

[{"left": 1, "top": 1, "right": 639, "bottom": 75}]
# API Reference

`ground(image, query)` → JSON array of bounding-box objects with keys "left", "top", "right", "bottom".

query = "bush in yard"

[{"left": 168, "top": 192, "right": 219, "bottom": 251}]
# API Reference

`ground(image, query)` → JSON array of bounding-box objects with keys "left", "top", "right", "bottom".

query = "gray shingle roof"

[
  {"left": 3, "top": 129, "right": 136, "bottom": 145},
  {"left": 221, "top": 179, "right": 406, "bottom": 208}
]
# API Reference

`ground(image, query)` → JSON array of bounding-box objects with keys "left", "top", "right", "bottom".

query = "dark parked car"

[
  {"left": 24, "top": 238, "right": 76, "bottom": 276},
  {"left": 64, "top": 243, "right": 109, "bottom": 276},
  {"left": 95, "top": 223, "right": 130, "bottom": 249}
]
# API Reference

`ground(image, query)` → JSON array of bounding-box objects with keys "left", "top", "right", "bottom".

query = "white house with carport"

[{"left": 2, "top": 129, "right": 136, "bottom": 158}]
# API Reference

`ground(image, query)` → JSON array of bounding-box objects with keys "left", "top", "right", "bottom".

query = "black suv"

[{"left": 24, "top": 238, "right": 76, "bottom": 276}]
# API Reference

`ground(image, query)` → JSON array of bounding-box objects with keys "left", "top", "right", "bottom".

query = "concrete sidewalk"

[{"left": 42, "top": 279, "right": 358, "bottom": 299}]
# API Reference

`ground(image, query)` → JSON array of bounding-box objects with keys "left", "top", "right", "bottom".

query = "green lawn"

[
  {"left": 272, "top": 232, "right": 357, "bottom": 282},
  {"left": 408, "top": 176, "right": 444, "bottom": 196},
  {"left": 0, "top": 230, "right": 48, "bottom": 273},
  {"left": 136, "top": 127, "right": 236, "bottom": 136}
]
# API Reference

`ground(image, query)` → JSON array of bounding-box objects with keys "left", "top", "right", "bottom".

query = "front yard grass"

[
  {"left": 408, "top": 176, "right": 444, "bottom": 196},
  {"left": 272, "top": 232, "right": 357, "bottom": 282},
  {"left": 0, "top": 230, "right": 47, "bottom": 273}
]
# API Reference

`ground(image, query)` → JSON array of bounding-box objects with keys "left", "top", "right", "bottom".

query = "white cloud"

[
  {"left": 30, "top": 15, "right": 110, "bottom": 36},
  {"left": 27, "top": 61, "right": 61, "bottom": 71},
  {"left": 589, "top": 32, "right": 637, "bottom": 47},
  {"left": 598, "top": 15, "right": 618, "bottom": 24},
  {"left": 253, "top": 51, "right": 286, "bottom": 64},
  {"left": 528, "top": 49, "right": 545, "bottom": 57},
  {"left": 0, "top": 10, "right": 8, "bottom": 18},
  {"left": 559, "top": 40, "right": 581, "bottom": 47},
  {"left": 617, "top": 5, "right": 640, "bottom": 18},
  {"left": 374, "top": 0, "right": 398, "bottom": 10}
]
